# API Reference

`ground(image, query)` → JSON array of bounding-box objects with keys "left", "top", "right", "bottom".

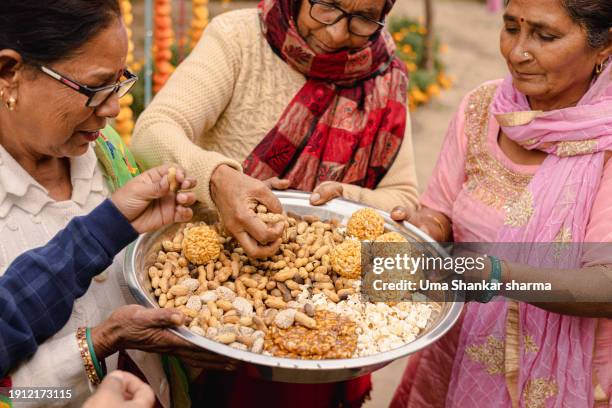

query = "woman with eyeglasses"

[
  {"left": 131, "top": 0, "right": 415, "bottom": 406},
  {"left": 0, "top": 1, "right": 257, "bottom": 407},
  {"left": 132, "top": 0, "right": 417, "bottom": 238}
]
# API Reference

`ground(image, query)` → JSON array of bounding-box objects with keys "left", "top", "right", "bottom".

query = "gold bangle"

[
  {"left": 424, "top": 213, "right": 450, "bottom": 240},
  {"left": 76, "top": 327, "right": 101, "bottom": 385}
]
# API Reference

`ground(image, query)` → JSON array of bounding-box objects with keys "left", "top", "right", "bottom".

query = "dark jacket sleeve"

[{"left": 0, "top": 199, "right": 138, "bottom": 377}]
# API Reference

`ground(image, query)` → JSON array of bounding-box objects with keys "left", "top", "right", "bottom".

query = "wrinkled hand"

[
  {"left": 263, "top": 177, "right": 291, "bottom": 191},
  {"left": 91, "top": 305, "right": 235, "bottom": 371},
  {"left": 391, "top": 206, "right": 450, "bottom": 242},
  {"left": 310, "top": 181, "right": 343, "bottom": 206},
  {"left": 111, "top": 165, "right": 197, "bottom": 233},
  {"left": 210, "top": 165, "right": 284, "bottom": 258},
  {"left": 83, "top": 370, "right": 155, "bottom": 408}
]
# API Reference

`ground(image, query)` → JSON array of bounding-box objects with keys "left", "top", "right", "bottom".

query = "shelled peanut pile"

[{"left": 147, "top": 204, "right": 438, "bottom": 359}]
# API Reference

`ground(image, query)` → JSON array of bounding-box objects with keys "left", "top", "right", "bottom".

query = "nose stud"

[{"left": 523, "top": 51, "right": 532, "bottom": 59}]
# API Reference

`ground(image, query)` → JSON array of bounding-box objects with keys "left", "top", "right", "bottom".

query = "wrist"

[
  {"left": 90, "top": 321, "right": 120, "bottom": 360},
  {"left": 421, "top": 211, "right": 451, "bottom": 242},
  {"left": 210, "top": 164, "right": 234, "bottom": 204},
  {"left": 463, "top": 256, "right": 488, "bottom": 283}
]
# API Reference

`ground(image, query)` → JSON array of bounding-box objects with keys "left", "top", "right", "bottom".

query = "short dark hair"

[
  {"left": 506, "top": 0, "right": 612, "bottom": 49},
  {"left": 0, "top": 0, "right": 122, "bottom": 65}
]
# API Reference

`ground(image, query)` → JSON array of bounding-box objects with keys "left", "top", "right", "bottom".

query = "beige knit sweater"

[{"left": 132, "top": 8, "right": 418, "bottom": 213}]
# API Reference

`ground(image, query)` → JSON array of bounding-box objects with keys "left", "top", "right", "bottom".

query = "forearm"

[
  {"left": 131, "top": 121, "right": 241, "bottom": 209},
  {"left": 502, "top": 262, "right": 612, "bottom": 317},
  {"left": 464, "top": 259, "right": 612, "bottom": 317},
  {"left": 131, "top": 16, "right": 243, "bottom": 209},
  {"left": 0, "top": 200, "right": 137, "bottom": 375},
  {"left": 342, "top": 183, "right": 419, "bottom": 214}
]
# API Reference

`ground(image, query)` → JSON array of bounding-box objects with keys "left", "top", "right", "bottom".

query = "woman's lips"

[
  {"left": 79, "top": 130, "right": 101, "bottom": 142},
  {"left": 514, "top": 69, "right": 541, "bottom": 79}
]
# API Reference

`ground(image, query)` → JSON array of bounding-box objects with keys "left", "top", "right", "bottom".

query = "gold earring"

[
  {"left": 595, "top": 62, "right": 604, "bottom": 75},
  {"left": 7, "top": 97, "right": 16, "bottom": 111}
]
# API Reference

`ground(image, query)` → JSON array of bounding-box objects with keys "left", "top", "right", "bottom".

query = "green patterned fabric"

[
  {"left": 94, "top": 126, "right": 191, "bottom": 407},
  {"left": 162, "top": 355, "right": 192, "bottom": 408},
  {"left": 94, "top": 124, "right": 141, "bottom": 192}
]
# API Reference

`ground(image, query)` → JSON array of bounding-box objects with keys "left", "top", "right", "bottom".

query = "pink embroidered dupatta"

[{"left": 447, "top": 60, "right": 612, "bottom": 407}]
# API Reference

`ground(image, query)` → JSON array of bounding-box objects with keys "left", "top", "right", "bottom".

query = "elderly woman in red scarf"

[{"left": 132, "top": 0, "right": 414, "bottom": 406}]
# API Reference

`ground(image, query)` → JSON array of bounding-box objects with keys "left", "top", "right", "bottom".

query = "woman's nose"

[
  {"left": 94, "top": 92, "right": 121, "bottom": 119},
  {"left": 508, "top": 36, "right": 532, "bottom": 64}
]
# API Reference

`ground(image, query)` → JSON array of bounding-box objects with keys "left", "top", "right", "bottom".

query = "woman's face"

[
  {"left": 296, "top": 0, "right": 386, "bottom": 54},
  {"left": 0, "top": 17, "right": 128, "bottom": 159},
  {"left": 500, "top": 0, "right": 610, "bottom": 110}
]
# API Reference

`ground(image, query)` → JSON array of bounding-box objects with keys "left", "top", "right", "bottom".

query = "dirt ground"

[{"left": 132, "top": 1, "right": 509, "bottom": 405}]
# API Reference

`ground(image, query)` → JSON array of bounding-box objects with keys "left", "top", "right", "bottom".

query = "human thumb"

[
  {"left": 143, "top": 307, "right": 185, "bottom": 328},
  {"left": 134, "top": 176, "right": 170, "bottom": 201}
]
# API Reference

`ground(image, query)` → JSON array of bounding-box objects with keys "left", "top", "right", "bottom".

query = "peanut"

[
  {"left": 216, "top": 300, "right": 234, "bottom": 312},
  {"left": 285, "top": 280, "right": 299, "bottom": 291},
  {"left": 168, "top": 167, "right": 178, "bottom": 192},
  {"left": 295, "top": 311, "right": 317, "bottom": 329},
  {"left": 251, "top": 337, "right": 264, "bottom": 353},
  {"left": 273, "top": 269, "right": 295, "bottom": 282},
  {"left": 214, "top": 332, "right": 236, "bottom": 345},
  {"left": 323, "top": 289, "right": 340, "bottom": 303},
  {"left": 265, "top": 297, "right": 287, "bottom": 309},
  {"left": 158, "top": 294, "right": 168, "bottom": 307},
  {"left": 169, "top": 284, "right": 189, "bottom": 297}
]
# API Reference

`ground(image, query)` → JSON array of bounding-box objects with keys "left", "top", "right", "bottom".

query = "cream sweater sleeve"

[
  {"left": 131, "top": 16, "right": 242, "bottom": 209},
  {"left": 341, "top": 112, "right": 419, "bottom": 213}
]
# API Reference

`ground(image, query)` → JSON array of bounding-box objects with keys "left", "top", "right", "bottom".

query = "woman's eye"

[
  {"left": 537, "top": 33, "right": 557, "bottom": 42},
  {"left": 504, "top": 26, "right": 519, "bottom": 34}
]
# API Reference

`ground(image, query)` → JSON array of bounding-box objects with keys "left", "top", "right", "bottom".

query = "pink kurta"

[{"left": 392, "top": 81, "right": 612, "bottom": 407}]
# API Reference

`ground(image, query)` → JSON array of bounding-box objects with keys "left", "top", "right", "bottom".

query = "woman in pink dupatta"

[{"left": 391, "top": 0, "right": 612, "bottom": 406}]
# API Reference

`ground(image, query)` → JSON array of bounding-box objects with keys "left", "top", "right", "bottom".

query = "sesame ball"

[
  {"left": 346, "top": 208, "right": 385, "bottom": 240},
  {"left": 182, "top": 224, "right": 221, "bottom": 265},
  {"left": 331, "top": 239, "right": 362, "bottom": 279}
]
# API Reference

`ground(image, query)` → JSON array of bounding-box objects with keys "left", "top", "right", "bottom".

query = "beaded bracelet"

[{"left": 76, "top": 327, "right": 102, "bottom": 385}]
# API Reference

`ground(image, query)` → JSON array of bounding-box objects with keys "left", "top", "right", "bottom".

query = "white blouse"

[{"left": 0, "top": 144, "right": 170, "bottom": 407}]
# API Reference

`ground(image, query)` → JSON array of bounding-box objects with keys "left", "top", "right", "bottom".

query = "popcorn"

[{"left": 310, "top": 290, "right": 437, "bottom": 357}]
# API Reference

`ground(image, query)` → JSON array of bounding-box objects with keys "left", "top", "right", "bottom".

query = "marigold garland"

[
  {"left": 190, "top": 0, "right": 209, "bottom": 46},
  {"left": 115, "top": 0, "right": 136, "bottom": 143},
  {"left": 153, "top": 0, "right": 174, "bottom": 94}
]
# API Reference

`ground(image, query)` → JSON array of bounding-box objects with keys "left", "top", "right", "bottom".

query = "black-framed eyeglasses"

[
  {"left": 39, "top": 65, "right": 138, "bottom": 108},
  {"left": 308, "top": 0, "right": 385, "bottom": 37}
]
